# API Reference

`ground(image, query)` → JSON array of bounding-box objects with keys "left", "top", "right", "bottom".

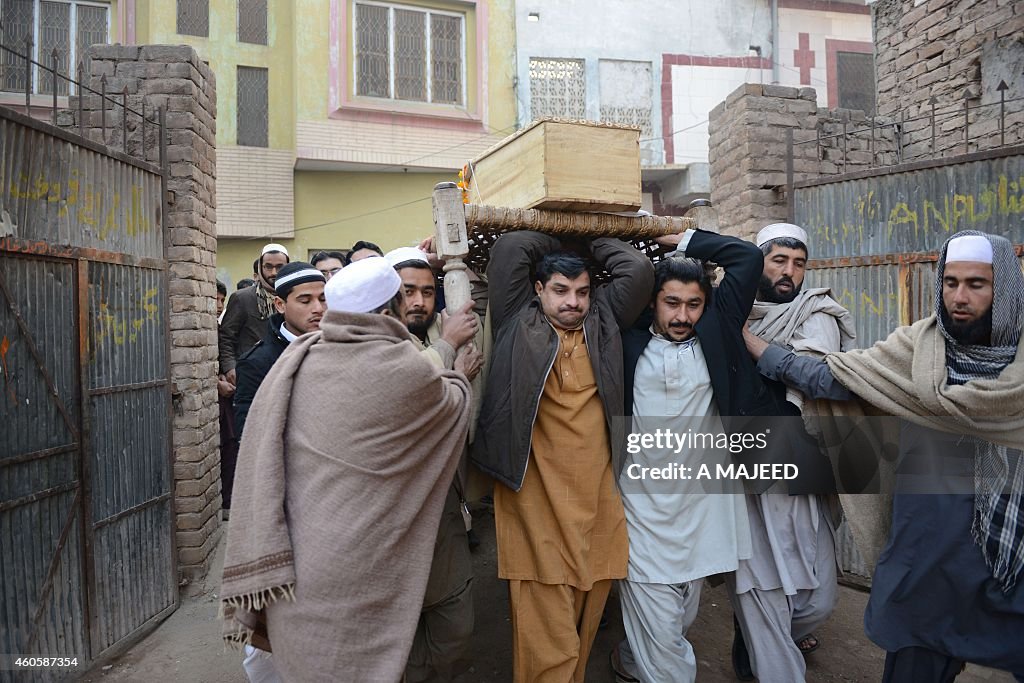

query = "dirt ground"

[{"left": 82, "top": 506, "right": 1014, "bottom": 683}]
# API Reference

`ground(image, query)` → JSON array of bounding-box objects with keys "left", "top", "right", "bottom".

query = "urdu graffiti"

[{"left": 93, "top": 287, "right": 161, "bottom": 350}]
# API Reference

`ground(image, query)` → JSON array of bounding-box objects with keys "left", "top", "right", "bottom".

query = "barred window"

[
  {"left": 237, "top": 66, "right": 268, "bottom": 147},
  {"left": 354, "top": 1, "right": 465, "bottom": 106},
  {"left": 0, "top": 0, "right": 109, "bottom": 96},
  {"left": 837, "top": 51, "right": 875, "bottom": 115},
  {"left": 238, "top": 0, "right": 267, "bottom": 45},
  {"left": 176, "top": 0, "right": 208, "bottom": 37},
  {"left": 529, "top": 58, "right": 586, "bottom": 121}
]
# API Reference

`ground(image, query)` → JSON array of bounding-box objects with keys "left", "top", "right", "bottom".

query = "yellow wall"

[
  {"left": 130, "top": 0, "right": 517, "bottom": 286},
  {"left": 135, "top": 0, "right": 295, "bottom": 150},
  {"left": 216, "top": 170, "right": 452, "bottom": 286}
]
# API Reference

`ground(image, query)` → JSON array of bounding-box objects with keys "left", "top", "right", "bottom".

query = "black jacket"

[
  {"left": 622, "top": 229, "right": 779, "bottom": 419},
  {"left": 233, "top": 313, "right": 290, "bottom": 437},
  {"left": 624, "top": 230, "right": 836, "bottom": 494},
  {"left": 471, "top": 231, "right": 655, "bottom": 492},
  {"left": 219, "top": 284, "right": 271, "bottom": 374}
]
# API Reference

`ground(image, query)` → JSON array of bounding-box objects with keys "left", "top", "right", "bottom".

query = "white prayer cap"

[
  {"left": 261, "top": 243, "right": 290, "bottom": 257},
  {"left": 384, "top": 246, "right": 429, "bottom": 268},
  {"left": 324, "top": 254, "right": 402, "bottom": 313},
  {"left": 945, "top": 234, "right": 993, "bottom": 264},
  {"left": 755, "top": 223, "right": 808, "bottom": 248}
]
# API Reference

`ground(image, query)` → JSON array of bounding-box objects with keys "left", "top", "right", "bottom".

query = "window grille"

[
  {"left": 430, "top": 13, "right": 460, "bottom": 105},
  {"left": 38, "top": 1, "right": 70, "bottom": 95},
  {"left": 529, "top": 58, "right": 586, "bottom": 121},
  {"left": 237, "top": 66, "right": 268, "bottom": 147},
  {"left": 0, "top": 0, "right": 109, "bottom": 95},
  {"left": 837, "top": 51, "right": 876, "bottom": 115},
  {"left": 1, "top": 0, "right": 34, "bottom": 92},
  {"left": 238, "top": 0, "right": 267, "bottom": 45},
  {"left": 355, "top": 3, "right": 389, "bottom": 98},
  {"left": 394, "top": 9, "right": 425, "bottom": 101},
  {"left": 176, "top": 0, "right": 208, "bottom": 37},
  {"left": 354, "top": 1, "right": 465, "bottom": 106}
]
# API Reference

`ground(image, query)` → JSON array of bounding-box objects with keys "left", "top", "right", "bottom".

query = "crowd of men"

[{"left": 215, "top": 225, "right": 1023, "bottom": 683}]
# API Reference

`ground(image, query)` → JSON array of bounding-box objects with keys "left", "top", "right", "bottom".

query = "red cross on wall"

[{"left": 794, "top": 32, "right": 815, "bottom": 85}]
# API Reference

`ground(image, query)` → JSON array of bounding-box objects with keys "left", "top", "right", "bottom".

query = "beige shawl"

[
  {"left": 821, "top": 315, "right": 1024, "bottom": 566},
  {"left": 220, "top": 311, "right": 471, "bottom": 682}
]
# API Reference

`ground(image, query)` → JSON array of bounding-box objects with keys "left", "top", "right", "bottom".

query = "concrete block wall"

[
  {"left": 74, "top": 45, "right": 222, "bottom": 582},
  {"left": 873, "top": 0, "right": 1024, "bottom": 160},
  {"left": 708, "top": 84, "right": 897, "bottom": 242}
]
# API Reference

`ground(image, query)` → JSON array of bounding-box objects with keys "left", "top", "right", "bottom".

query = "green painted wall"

[
  {"left": 216, "top": 170, "right": 452, "bottom": 287},
  {"left": 135, "top": 0, "right": 295, "bottom": 149}
]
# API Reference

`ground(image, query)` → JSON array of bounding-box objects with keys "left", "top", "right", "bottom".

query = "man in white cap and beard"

[
  {"left": 218, "top": 243, "right": 290, "bottom": 516},
  {"left": 744, "top": 230, "right": 1024, "bottom": 681},
  {"left": 382, "top": 245, "right": 485, "bottom": 682},
  {"left": 728, "top": 223, "right": 857, "bottom": 682},
  {"left": 221, "top": 256, "right": 475, "bottom": 682},
  {"left": 220, "top": 243, "right": 291, "bottom": 386}
]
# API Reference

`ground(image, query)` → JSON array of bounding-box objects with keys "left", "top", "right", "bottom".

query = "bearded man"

[
  {"left": 729, "top": 223, "right": 856, "bottom": 682},
  {"left": 744, "top": 231, "right": 1024, "bottom": 682},
  {"left": 385, "top": 246, "right": 483, "bottom": 683},
  {"left": 221, "top": 256, "right": 473, "bottom": 681}
]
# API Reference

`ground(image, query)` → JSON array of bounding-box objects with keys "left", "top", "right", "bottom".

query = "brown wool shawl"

[
  {"left": 821, "top": 315, "right": 1024, "bottom": 568},
  {"left": 826, "top": 315, "right": 1024, "bottom": 445},
  {"left": 220, "top": 310, "right": 471, "bottom": 682}
]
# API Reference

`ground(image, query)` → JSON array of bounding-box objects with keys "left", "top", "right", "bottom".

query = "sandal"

[
  {"left": 796, "top": 634, "right": 820, "bottom": 655},
  {"left": 609, "top": 644, "right": 640, "bottom": 683}
]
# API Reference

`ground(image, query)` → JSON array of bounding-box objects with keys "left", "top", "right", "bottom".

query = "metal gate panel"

[
  {"left": 795, "top": 147, "right": 1024, "bottom": 261},
  {"left": 0, "top": 255, "right": 87, "bottom": 681},
  {"left": 0, "top": 115, "right": 164, "bottom": 259},
  {"left": 1, "top": 105, "right": 174, "bottom": 671},
  {"left": 805, "top": 263, "right": 901, "bottom": 349},
  {"left": 85, "top": 261, "right": 174, "bottom": 657}
]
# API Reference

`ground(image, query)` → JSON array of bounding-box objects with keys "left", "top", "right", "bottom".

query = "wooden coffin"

[{"left": 466, "top": 119, "right": 641, "bottom": 212}]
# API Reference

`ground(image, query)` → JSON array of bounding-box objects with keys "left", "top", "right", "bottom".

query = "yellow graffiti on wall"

[
  {"left": 883, "top": 175, "right": 1024, "bottom": 238},
  {"left": 5, "top": 168, "right": 153, "bottom": 238},
  {"left": 834, "top": 288, "right": 898, "bottom": 320},
  {"left": 94, "top": 287, "right": 160, "bottom": 348},
  {"left": 814, "top": 174, "right": 1024, "bottom": 246}
]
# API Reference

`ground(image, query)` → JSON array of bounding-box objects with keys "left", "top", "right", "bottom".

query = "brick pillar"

[
  {"left": 708, "top": 84, "right": 897, "bottom": 242},
  {"left": 77, "top": 45, "right": 221, "bottom": 582}
]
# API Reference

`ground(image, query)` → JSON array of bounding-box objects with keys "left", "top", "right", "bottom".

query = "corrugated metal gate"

[
  {"left": 792, "top": 144, "right": 1024, "bottom": 580},
  {"left": 0, "top": 106, "right": 176, "bottom": 676}
]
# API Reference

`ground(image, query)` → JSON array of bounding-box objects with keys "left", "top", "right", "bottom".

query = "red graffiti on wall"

[{"left": 0, "top": 335, "right": 14, "bottom": 404}]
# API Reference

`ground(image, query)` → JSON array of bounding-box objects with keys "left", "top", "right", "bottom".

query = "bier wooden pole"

[{"left": 432, "top": 182, "right": 473, "bottom": 312}]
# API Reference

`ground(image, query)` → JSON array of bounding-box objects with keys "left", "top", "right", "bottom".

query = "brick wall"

[
  {"left": 708, "top": 84, "right": 898, "bottom": 242},
  {"left": 873, "top": 0, "right": 1024, "bottom": 160},
  {"left": 76, "top": 45, "right": 222, "bottom": 582}
]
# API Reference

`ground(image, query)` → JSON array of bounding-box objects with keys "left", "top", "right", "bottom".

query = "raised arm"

[
  {"left": 591, "top": 238, "right": 656, "bottom": 330},
  {"left": 677, "top": 229, "right": 764, "bottom": 329},
  {"left": 485, "top": 231, "right": 560, "bottom": 334}
]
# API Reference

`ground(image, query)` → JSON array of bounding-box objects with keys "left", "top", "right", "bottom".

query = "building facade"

[
  {"left": 138, "top": 0, "right": 517, "bottom": 285},
  {"left": 0, "top": 0, "right": 517, "bottom": 285},
  {"left": 513, "top": 0, "right": 873, "bottom": 211}
]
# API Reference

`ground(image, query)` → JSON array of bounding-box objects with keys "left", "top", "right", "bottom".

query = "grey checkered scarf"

[{"left": 935, "top": 231, "right": 1024, "bottom": 593}]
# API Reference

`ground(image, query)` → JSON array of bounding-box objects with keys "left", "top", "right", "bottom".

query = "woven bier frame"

[{"left": 431, "top": 182, "right": 720, "bottom": 314}]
